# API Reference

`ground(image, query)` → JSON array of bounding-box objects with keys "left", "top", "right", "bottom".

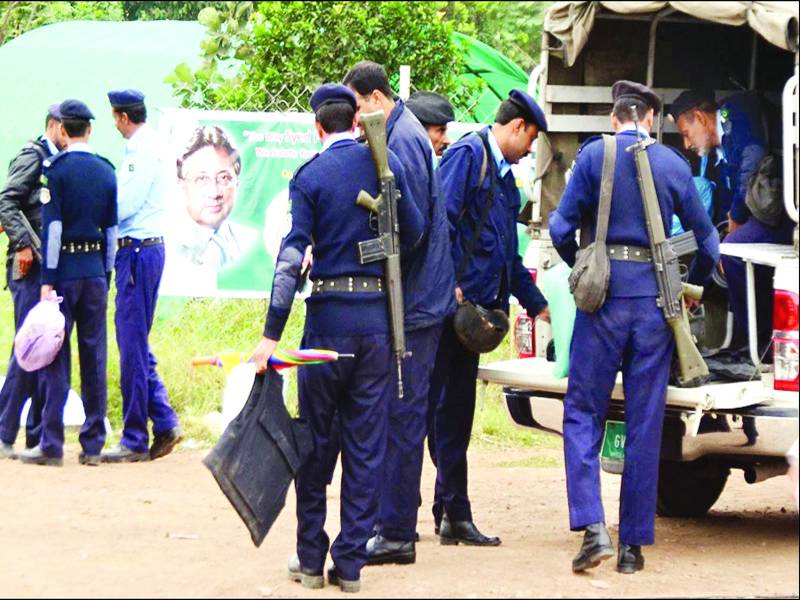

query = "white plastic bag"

[{"left": 14, "top": 291, "right": 65, "bottom": 372}]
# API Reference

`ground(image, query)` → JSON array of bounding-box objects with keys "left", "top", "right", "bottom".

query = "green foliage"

[
  {"left": 0, "top": 1, "right": 124, "bottom": 45},
  {"left": 167, "top": 1, "right": 465, "bottom": 111},
  {"left": 121, "top": 1, "right": 230, "bottom": 22}
]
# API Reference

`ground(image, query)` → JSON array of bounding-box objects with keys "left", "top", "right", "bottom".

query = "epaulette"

[
  {"left": 663, "top": 144, "right": 691, "bottom": 167},
  {"left": 42, "top": 150, "right": 68, "bottom": 170},
  {"left": 292, "top": 152, "right": 320, "bottom": 181},
  {"left": 93, "top": 154, "right": 115, "bottom": 170},
  {"left": 576, "top": 134, "right": 603, "bottom": 156}
]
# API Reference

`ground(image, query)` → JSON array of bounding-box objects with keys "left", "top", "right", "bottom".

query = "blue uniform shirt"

[
  {"left": 117, "top": 123, "right": 168, "bottom": 239},
  {"left": 264, "top": 138, "right": 424, "bottom": 340},
  {"left": 41, "top": 144, "right": 118, "bottom": 285},
  {"left": 438, "top": 126, "right": 548, "bottom": 316},
  {"left": 549, "top": 130, "right": 720, "bottom": 297},
  {"left": 386, "top": 99, "right": 457, "bottom": 330}
]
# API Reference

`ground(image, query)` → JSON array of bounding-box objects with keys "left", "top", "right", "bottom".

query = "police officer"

[
  {"left": 432, "top": 89, "right": 550, "bottom": 546},
  {"left": 0, "top": 103, "right": 66, "bottom": 458},
  {"left": 406, "top": 90, "right": 455, "bottom": 157},
  {"left": 343, "top": 61, "right": 456, "bottom": 564},
  {"left": 668, "top": 89, "right": 793, "bottom": 351},
  {"left": 252, "top": 84, "right": 423, "bottom": 593},
  {"left": 101, "top": 89, "right": 182, "bottom": 464},
  {"left": 17, "top": 100, "right": 118, "bottom": 467},
  {"left": 550, "top": 81, "right": 719, "bottom": 573}
]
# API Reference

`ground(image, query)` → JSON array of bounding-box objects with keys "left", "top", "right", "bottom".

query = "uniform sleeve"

[
  {"left": 391, "top": 156, "right": 424, "bottom": 250},
  {"left": 549, "top": 148, "right": 594, "bottom": 267},
  {"left": 117, "top": 151, "right": 158, "bottom": 223},
  {"left": 388, "top": 135, "right": 433, "bottom": 231},
  {"left": 263, "top": 179, "right": 314, "bottom": 340},
  {"left": 40, "top": 169, "right": 63, "bottom": 285},
  {"left": 674, "top": 175, "right": 720, "bottom": 285},
  {"left": 729, "top": 142, "right": 766, "bottom": 224},
  {"left": 0, "top": 147, "right": 42, "bottom": 250},
  {"left": 105, "top": 175, "right": 119, "bottom": 274}
]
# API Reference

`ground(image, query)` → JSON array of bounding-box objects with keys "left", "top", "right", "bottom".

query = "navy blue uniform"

[
  {"left": 38, "top": 147, "right": 117, "bottom": 459},
  {"left": 714, "top": 94, "right": 795, "bottom": 348},
  {"left": 264, "top": 138, "right": 423, "bottom": 581},
  {"left": 0, "top": 135, "right": 57, "bottom": 448},
  {"left": 549, "top": 129, "right": 719, "bottom": 546},
  {"left": 430, "top": 127, "right": 548, "bottom": 524},
  {"left": 375, "top": 100, "right": 456, "bottom": 542}
]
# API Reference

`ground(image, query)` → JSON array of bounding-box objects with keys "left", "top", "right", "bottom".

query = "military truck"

[{"left": 479, "top": 1, "right": 799, "bottom": 517}]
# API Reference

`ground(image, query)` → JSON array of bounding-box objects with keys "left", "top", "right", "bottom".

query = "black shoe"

[
  {"left": 101, "top": 444, "right": 150, "bottom": 463},
  {"left": 572, "top": 522, "right": 614, "bottom": 573},
  {"left": 287, "top": 554, "right": 324, "bottom": 589},
  {"left": 366, "top": 534, "right": 416, "bottom": 566},
  {"left": 79, "top": 452, "right": 101, "bottom": 466},
  {"left": 18, "top": 445, "right": 62, "bottom": 467},
  {"left": 617, "top": 543, "right": 644, "bottom": 574},
  {"left": 439, "top": 517, "right": 501, "bottom": 546},
  {"left": 149, "top": 426, "right": 183, "bottom": 460},
  {"left": 0, "top": 442, "right": 16, "bottom": 460},
  {"left": 327, "top": 565, "right": 360, "bottom": 593}
]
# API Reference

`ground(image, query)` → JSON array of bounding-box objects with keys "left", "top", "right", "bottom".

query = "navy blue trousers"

[
  {"left": 40, "top": 277, "right": 108, "bottom": 458},
  {"left": 295, "top": 332, "right": 391, "bottom": 582},
  {"left": 0, "top": 261, "right": 43, "bottom": 447},
  {"left": 378, "top": 323, "right": 443, "bottom": 542},
  {"left": 115, "top": 244, "right": 178, "bottom": 453},
  {"left": 720, "top": 217, "right": 795, "bottom": 349},
  {"left": 427, "top": 316, "right": 480, "bottom": 524},
  {"left": 564, "top": 297, "right": 673, "bottom": 546}
]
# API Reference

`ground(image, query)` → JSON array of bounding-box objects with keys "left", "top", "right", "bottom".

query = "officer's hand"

[
  {"left": 537, "top": 306, "right": 551, "bottom": 323},
  {"left": 301, "top": 245, "right": 313, "bottom": 273},
  {"left": 253, "top": 336, "right": 278, "bottom": 375},
  {"left": 455, "top": 287, "right": 464, "bottom": 304},
  {"left": 727, "top": 213, "right": 742, "bottom": 235},
  {"left": 15, "top": 247, "right": 33, "bottom": 277},
  {"left": 40, "top": 284, "right": 54, "bottom": 302}
]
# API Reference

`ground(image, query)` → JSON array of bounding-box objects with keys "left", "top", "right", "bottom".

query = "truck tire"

[{"left": 656, "top": 459, "right": 729, "bottom": 517}]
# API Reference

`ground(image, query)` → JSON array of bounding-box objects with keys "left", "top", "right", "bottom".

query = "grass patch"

[
  {"left": 494, "top": 455, "right": 562, "bottom": 469},
  {"left": 1, "top": 236, "right": 553, "bottom": 450}
]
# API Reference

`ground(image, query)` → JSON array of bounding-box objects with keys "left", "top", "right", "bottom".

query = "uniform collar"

[
  {"left": 618, "top": 123, "right": 651, "bottom": 137},
  {"left": 67, "top": 142, "right": 94, "bottom": 153},
  {"left": 486, "top": 127, "right": 512, "bottom": 178},
  {"left": 321, "top": 131, "right": 356, "bottom": 153},
  {"left": 714, "top": 110, "right": 726, "bottom": 166}
]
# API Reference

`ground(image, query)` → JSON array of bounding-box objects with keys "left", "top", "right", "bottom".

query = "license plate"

[{"left": 601, "top": 420, "right": 626, "bottom": 461}]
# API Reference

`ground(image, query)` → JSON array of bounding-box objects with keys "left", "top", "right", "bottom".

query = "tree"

[
  {"left": 167, "top": 1, "right": 467, "bottom": 112},
  {"left": 121, "top": 1, "right": 230, "bottom": 22},
  {"left": 0, "top": 1, "right": 123, "bottom": 46}
]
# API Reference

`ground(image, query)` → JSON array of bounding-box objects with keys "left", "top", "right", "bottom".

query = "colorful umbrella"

[{"left": 192, "top": 349, "right": 353, "bottom": 374}]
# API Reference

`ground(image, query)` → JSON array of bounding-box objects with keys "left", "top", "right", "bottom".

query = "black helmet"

[{"left": 453, "top": 302, "right": 510, "bottom": 354}]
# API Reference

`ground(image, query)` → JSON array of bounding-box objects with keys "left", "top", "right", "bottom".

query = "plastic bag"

[
  {"left": 14, "top": 291, "right": 65, "bottom": 372},
  {"left": 539, "top": 262, "right": 577, "bottom": 379}
]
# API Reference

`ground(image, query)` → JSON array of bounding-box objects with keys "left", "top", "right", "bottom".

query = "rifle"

[
  {"left": 626, "top": 106, "right": 709, "bottom": 385},
  {"left": 355, "top": 110, "right": 407, "bottom": 399}
]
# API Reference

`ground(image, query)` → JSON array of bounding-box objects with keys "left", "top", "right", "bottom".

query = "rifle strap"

[
  {"left": 579, "top": 134, "right": 616, "bottom": 248},
  {"left": 456, "top": 130, "right": 496, "bottom": 282}
]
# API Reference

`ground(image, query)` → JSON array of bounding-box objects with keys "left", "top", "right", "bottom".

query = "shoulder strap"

[
  {"left": 456, "top": 131, "right": 496, "bottom": 282},
  {"left": 593, "top": 134, "right": 616, "bottom": 246}
]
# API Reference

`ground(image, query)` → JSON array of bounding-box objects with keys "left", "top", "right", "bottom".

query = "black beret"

[
  {"left": 667, "top": 89, "right": 717, "bottom": 122},
  {"left": 107, "top": 88, "right": 145, "bottom": 108},
  {"left": 310, "top": 83, "right": 357, "bottom": 113},
  {"left": 507, "top": 89, "right": 548, "bottom": 132},
  {"left": 59, "top": 99, "right": 95, "bottom": 121},
  {"left": 611, "top": 80, "right": 663, "bottom": 115},
  {"left": 406, "top": 91, "right": 455, "bottom": 126}
]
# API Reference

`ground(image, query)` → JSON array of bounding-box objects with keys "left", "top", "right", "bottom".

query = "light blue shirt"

[
  {"left": 117, "top": 123, "right": 168, "bottom": 239},
  {"left": 715, "top": 110, "right": 726, "bottom": 166},
  {"left": 487, "top": 127, "right": 512, "bottom": 178}
]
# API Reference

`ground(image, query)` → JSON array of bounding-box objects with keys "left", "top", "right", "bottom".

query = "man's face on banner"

[{"left": 180, "top": 145, "right": 239, "bottom": 230}]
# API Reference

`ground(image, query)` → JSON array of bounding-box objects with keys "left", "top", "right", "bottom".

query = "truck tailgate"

[{"left": 478, "top": 358, "right": 772, "bottom": 411}]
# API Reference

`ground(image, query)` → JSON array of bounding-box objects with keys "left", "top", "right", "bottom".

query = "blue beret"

[
  {"left": 507, "top": 89, "right": 548, "bottom": 132},
  {"left": 667, "top": 89, "right": 717, "bottom": 122},
  {"left": 107, "top": 88, "right": 145, "bottom": 108},
  {"left": 59, "top": 99, "right": 94, "bottom": 121},
  {"left": 310, "top": 83, "right": 357, "bottom": 113},
  {"left": 612, "top": 80, "right": 663, "bottom": 115},
  {"left": 406, "top": 91, "right": 455, "bottom": 126},
  {"left": 47, "top": 103, "right": 62, "bottom": 120}
]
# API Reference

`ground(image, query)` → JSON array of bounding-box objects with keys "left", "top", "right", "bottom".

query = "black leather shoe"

[
  {"left": 101, "top": 444, "right": 150, "bottom": 463},
  {"left": 18, "top": 445, "right": 62, "bottom": 467},
  {"left": 327, "top": 565, "right": 360, "bottom": 593},
  {"left": 617, "top": 543, "right": 644, "bottom": 574},
  {"left": 150, "top": 426, "right": 183, "bottom": 460},
  {"left": 439, "top": 517, "right": 501, "bottom": 546},
  {"left": 572, "top": 522, "right": 614, "bottom": 572},
  {"left": 366, "top": 534, "right": 416, "bottom": 565}
]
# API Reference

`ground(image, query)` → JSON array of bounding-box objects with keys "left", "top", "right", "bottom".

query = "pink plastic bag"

[{"left": 14, "top": 291, "right": 65, "bottom": 372}]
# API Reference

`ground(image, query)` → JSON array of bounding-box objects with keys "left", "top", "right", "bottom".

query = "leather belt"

[
  {"left": 311, "top": 276, "right": 384, "bottom": 295},
  {"left": 118, "top": 236, "right": 164, "bottom": 249},
  {"left": 607, "top": 244, "right": 652, "bottom": 262},
  {"left": 61, "top": 241, "right": 102, "bottom": 254}
]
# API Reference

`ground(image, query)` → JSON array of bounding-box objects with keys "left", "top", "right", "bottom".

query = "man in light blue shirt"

[{"left": 102, "top": 89, "right": 182, "bottom": 464}]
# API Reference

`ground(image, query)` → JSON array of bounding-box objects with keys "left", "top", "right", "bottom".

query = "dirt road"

[{"left": 0, "top": 445, "right": 797, "bottom": 598}]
